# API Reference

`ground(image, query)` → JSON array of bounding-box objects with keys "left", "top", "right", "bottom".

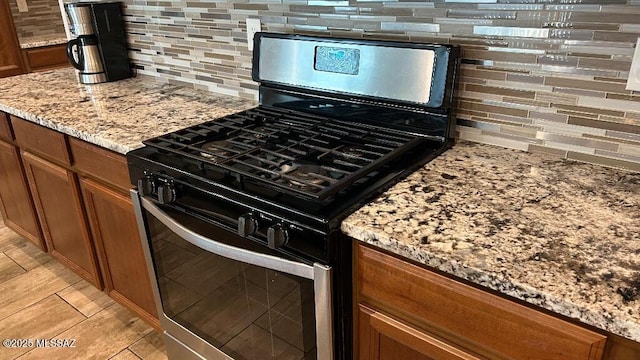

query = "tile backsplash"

[
  {"left": 9, "top": 0, "right": 65, "bottom": 42},
  {"left": 122, "top": 1, "right": 638, "bottom": 171}
]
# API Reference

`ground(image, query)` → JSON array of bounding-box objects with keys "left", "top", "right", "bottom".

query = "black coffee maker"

[{"left": 65, "top": 1, "right": 132, "bottom": 84}]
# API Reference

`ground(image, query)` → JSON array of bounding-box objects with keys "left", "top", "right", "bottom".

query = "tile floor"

[{"left": 0, "top": 217, "right": 167, "bottom": 360}]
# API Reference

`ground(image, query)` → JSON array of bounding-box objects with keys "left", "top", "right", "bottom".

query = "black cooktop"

[{"left": 142, "top": 105, "right": 425, "bottom": 201}]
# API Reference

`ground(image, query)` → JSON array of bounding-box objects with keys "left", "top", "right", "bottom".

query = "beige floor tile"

[
  {"left": 129, "top": 331, "right": 167, "bottom": 360},
  {"left": 17, "top": 303, "right": 153, "bottom": 360},
  {"left": 57, "top": 280, "right": 115, "bottom": 317},
  {"left": 109, "top": 349, "right": 142, "bottom": 360},
  {"left": 0, "top": 261, "right": 81, "bottom": 321},
  {"left": 0, "top": 253, "right": 25, "bottom": 284},
  {"left": 0, "top": 295, "right": 85, "bottom": 359},
  {"left": 0, "top": 226, "right": 21, "bottom": 253},
  {"left": 4, "top": 237, "right": 53, "bottom": 271}
]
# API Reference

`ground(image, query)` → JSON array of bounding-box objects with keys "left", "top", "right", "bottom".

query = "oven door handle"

[{"left": 139, "top": 196, "right": 318, "bottom": 279}]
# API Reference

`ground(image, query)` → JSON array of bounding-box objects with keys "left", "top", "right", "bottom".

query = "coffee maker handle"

[{"left": 66, "top": 39, "right": 84, "bottom": 71}]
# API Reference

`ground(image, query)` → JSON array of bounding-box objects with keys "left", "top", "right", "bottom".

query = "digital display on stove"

[{"left": 314, "top": 46, "right": 360, "bottom": 75}]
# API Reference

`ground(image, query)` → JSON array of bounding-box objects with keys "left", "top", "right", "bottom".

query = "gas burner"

[
  {"left": 337, "top": 145, "right": 366, "bottom": 158},
  {"left": 200, "top": 141, "right": 234, "bottom": 161},
  {"left": 279, "top": 163, "right": 329, "bottom": 188},
  {"left": 247, "top": 126, "right": 270, "bottom": 139}
]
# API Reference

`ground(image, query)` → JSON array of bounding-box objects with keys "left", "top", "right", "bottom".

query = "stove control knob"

[
  {"left": 137, "top": 175, "right": 156, "bottom": 196},
  {"left": 267, "top": 224, "right": 288, "bottom": 250},
  {"left": 157, "top": 183, "right": 176, "bottom": 204},
  {"left": 238, "top": 213, "right": 258, "bottom": 238}
]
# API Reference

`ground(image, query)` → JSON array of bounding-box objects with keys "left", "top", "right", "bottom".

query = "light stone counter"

[
  {"left": 0, "top": 68, "right": 255, "bottom": 154},
  {"left": 342, "top": 141, "right": 640, "bottom": 342},
  {"left": 19, "top": 34, "right": 68, "bottom": 49}
]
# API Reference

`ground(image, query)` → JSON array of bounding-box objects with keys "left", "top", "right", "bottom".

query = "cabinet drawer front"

[
  {"left": 69, "top": 138, "right": 131, "bottom": 192},
  {"left": 11, "top": 116, "right": 70, "bottom": 166},
  {"left": 357, "top": 245, "right": 606, "bottom": 360},
  {"left": 360, "top": 305, "right": 482, "bottom": 360},
  {"left": 0, "top": 112, "right": 12, "bottom": 142},
  {"left": 25, "top": 45, "right": 68, "bottom": 71}
]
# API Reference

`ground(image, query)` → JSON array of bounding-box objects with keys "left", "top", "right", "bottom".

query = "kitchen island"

[{"left": 0, "top": 68, "right": 638, "bottom": 356}]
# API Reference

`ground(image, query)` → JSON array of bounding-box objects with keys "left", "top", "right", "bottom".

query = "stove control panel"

[
  {"left": 137, "top": 174, "right": 177, "bottom": 205},
  {"left": 132, "top": 171, "right": 327, "bottom": 260}
]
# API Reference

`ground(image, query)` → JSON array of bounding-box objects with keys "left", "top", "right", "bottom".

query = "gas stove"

[{"left": 127, "top": 32, "right": 460, "bottom": 360}]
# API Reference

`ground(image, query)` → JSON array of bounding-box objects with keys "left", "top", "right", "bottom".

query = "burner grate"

[{"left": 143, "top": 106, "right": 421, "bottom": 200}]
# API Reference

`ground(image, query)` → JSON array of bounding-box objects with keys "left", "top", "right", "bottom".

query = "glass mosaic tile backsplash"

[
  {"left": 106, "top": 1, "right": 640, "bottom": 170},
  {"left": 9, "top": 0, "right": 65, "bottom": 43}
]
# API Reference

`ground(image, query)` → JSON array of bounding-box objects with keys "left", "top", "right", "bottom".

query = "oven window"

[{"left": 145, "top": 210, "right": 318, "bottom": 360}]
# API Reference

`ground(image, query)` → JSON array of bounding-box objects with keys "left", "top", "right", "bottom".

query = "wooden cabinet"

[
  {"left": 23, "top": 44, "right": 69, "bottom": 72},
  {"left": 606, "top": 336, "right": 640, "bottom": 360},
  {"left": 0, "top": 140, "right": 44, "bottom": 249},
  {"left": 21, "top": 151, "right": 101, "bottom": 288},
  {"left": 359, "top": 305, "right": 482, "bottom": 360},
  {"left": 355, "top": 243, "right": 608, "bottom": 360},
  {"left": 12, "top": 115, "right": 71, "bottom": 165},
  {"left": 80, "top": 176, "right": 160, "bottom": 331},
  {"left": 70, "top": 138, "right": 160, "bottom": 331},
  {"left": 0, "top": 1, "right": 26, "bottom": 78},
  {"left": 0, "top": 112, "right": 12, "bottom": 141},
  {"left": 0, "top": 115, "right": 159, "bottom": 330}
]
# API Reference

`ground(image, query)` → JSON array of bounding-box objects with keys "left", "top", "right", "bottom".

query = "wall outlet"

[
  {"left": 627, "top": 38, "right": 640, "bottom": 91},
  {"left": 16, "top": 0, "right": 28, "bottom": 12},
  {"left": 246, "top": 18, "right": 261, "bottom": 51}
]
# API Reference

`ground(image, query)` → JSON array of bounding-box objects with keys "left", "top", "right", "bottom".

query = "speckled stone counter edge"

[
  {"left": 20, "top": 37, "right": 68, "bottom": 49},
  {"left": 343, "top": 212, "right": 640, "bottom": 342},
  {"left": 0, "top": 103, "right": 133, "bottom": 154}
]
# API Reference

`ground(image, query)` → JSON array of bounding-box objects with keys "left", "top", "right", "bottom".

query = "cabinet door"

[
  {"left": 359, "top": 305, "right": 482, "bottom": 360},
  {"left": 80, "top": 177, "right": 160, "bottom": 330},
  {"left": 22, "top": 151, "right": 101, "bottom": 288},
  {"left": 0, "top": 1, "right": 26, "bottom": 78},
  {"left": 356, "top": 244, "right": 606, "bottom": 360},
  {"left": 0, "top": 140, "right": 44, "bottom": 249}
]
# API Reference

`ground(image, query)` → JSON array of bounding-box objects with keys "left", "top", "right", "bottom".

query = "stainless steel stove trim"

[
  {"left": 130, "top": 190, "right": 335, "bottom": 360},
  {"left": 255, "top": 36, "right": 435, "bottom": 105}
]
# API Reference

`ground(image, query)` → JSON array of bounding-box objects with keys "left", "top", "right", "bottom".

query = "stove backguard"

[{"left": 252, "top": 32, "right": 460, "bottom": 116}]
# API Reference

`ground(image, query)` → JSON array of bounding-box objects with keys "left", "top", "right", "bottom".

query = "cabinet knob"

[
  {"left": 238, "top": 213, "right": 258, "bottom": 238},
  {"left": 157, "top": 184, "right": 176, "bottom": 204},
  {"left": 267, "top": 224, "right": 288, "bottom": 249}
]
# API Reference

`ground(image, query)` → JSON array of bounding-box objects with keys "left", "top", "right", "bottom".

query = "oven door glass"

[{"left": 141, "top": 199, "right": 324, "bottom": 360}]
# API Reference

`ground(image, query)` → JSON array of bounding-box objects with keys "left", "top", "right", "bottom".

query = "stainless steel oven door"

[{"left": 131, "top": 191, "right": 333, "bottom": 360}]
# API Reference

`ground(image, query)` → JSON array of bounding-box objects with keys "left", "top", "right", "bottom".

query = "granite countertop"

[
  {"left": 1, "top": 68, "right": 639, "bottom": 343},
  {"left": 19, "top": 34, "right": 68, "bottom": 49},
  {"left": 343, "top": 141, "right": 640, "bottom": 342},
  {"left": 0, "top": 68, "right": 256, "bottom": 154}
]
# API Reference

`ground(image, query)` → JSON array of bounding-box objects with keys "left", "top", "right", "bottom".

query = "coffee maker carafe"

[{"left": 65, "top": 1, "right": 132, "bottom": 84}]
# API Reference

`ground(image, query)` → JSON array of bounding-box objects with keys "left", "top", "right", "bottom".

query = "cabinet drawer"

[
  {"left": 69, "top": 138, "right": 131, "bottom": 192},
  {"left": 11, "top": 116, "right": 70, "bottom": 166},
  {"left": 357, "top": 245, "right": 606, "bottom": 360},
  {"left": 0, "top": 112, "right": 12, "bottom": 141},
  {"left": 25, "top": 44, "right": 69, "bottom": 71}
]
